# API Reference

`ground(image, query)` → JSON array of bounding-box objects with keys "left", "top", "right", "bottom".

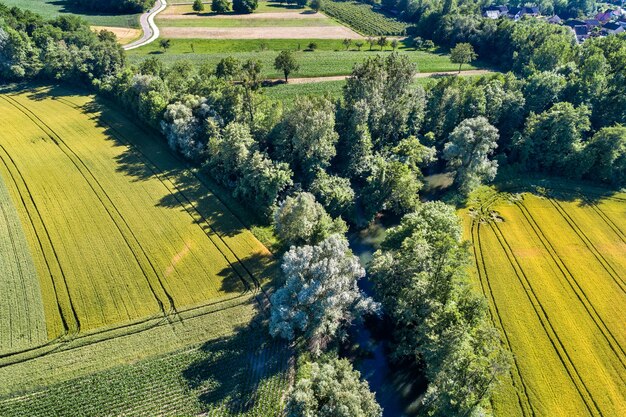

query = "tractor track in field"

[
  {"left": 514, "top": 200, "right": 626, "bottom": 372},
  {"left": 53, "top": 96, "right": 258, "bottom": 294},
  {"left": 549, "top": 198, "right": 626, "bottom": 294},
  {"left": 1, "top": 95, "right": 176, "bottom": 320},
  {"left": 53, "top": 96, "right": 266, "bottom": 296},
  {"left": 489, "top": 222, "right": 603, "bottom": 417},
  {"left": 0, "top": 290, "right": 253, "bottom": 368},
  {"left": 0, "top": 144, "right": 79, "bottom": 337},
  {"left": 581, "top": 195, "right": 626, "bottom": 244},
  {"left": 471, "top": 221, "right": 536, "bottom": 417}
]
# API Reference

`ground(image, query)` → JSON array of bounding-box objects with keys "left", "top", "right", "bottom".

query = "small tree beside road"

[
  {"left": 450, "top": 42, "right": 477, "bottom": 73},
  {"left": 274, "top": 50, "right": 300, "bottom": 83}
]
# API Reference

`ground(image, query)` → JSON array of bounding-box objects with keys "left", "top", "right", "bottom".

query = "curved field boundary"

[
  {"left": 52, "top": 96, "right": 259, "bottom": 293},
  {"left": 471, "top": 220, "right": 536, "bottom": 417},
  {"left": 0, "top": 95, "right": 175, "bottom": 317},
  {"left": 489, "top": 222, "right": 602, "bottom": 417},
  {"left": 514, "top": 199, "right": 626, "bottom": 370}
]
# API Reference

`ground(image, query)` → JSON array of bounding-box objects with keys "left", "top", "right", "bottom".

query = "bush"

[
  {"left": 232, "top": 0, "right": 258, "bottom": 13},
  {"left": 211, "top": 0, "right": 230, "bottom": 13}
]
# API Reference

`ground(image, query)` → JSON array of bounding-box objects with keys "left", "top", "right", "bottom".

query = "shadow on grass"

[
  {"left": 182, "top": 318, "right": 291, "bottom": 414},
  {"left": 49, "top": 0, "right": 140, "bottom": 17}
]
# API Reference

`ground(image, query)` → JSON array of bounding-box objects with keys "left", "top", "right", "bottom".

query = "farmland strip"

[
  {"left": 472, "top": 221, "right": 535, "bottom": 417},
  {"left": 515, "top": 200, "right": 626, "bottom": 370},
  {"left": 0, "top": 144, "right": 78, "bottom": 335},
  {"left": 52, "top": 96, "right": 258, "bottom": 292},
  {"left": 582, "top": 196, "right": 626, "bottom": 244},
  {"left": 490, "top": 222, "right": 602, "bottom": 417},
  {"left": 549, "top": 198, "right": 626, "bottom": 293},
  {"left": 1, "top": 95, "right": 174, "bottom": 316}
]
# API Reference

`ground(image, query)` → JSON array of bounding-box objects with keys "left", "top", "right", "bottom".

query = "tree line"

[{"left": 66, "top": 0, "right": 151, "bottom": 13}]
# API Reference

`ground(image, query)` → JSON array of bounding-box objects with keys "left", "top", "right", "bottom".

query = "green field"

[
  {"left": 164, "top": 1, "right": 309, "bottom": 14},
  {"left": 320, "top": 0, "right": 407, "bottom": 35},
  {"left": 462, "top": 183, "right": 626, "bottom": 417},
  {"left": 0, "top": 0, "right": 141, "bottom": 28},
  {"left": 0, "top": 85, "right": 286, "bottom": 415},
  {"left": 127, "top": 39, "right": 479, "bottom": 78}
]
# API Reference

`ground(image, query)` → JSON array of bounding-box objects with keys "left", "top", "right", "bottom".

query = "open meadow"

[
  {"left": 461, "top": 182, "right": 626, "bottom": 417},
  {"left": 0, "top": 84, "right": 288, "bottom": 415},
  {"left": 127, "top": 39, "right": 480, "bottom": 78},
  {"left": 0, "top": 0, "right": 141, "bottom": 27}
]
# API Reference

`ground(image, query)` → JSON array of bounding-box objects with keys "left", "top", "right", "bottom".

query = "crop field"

[
  {"left": 0, "top": 84, "right": 286, "bottom": 414},
  {"left": 462, "top": 183, "right": 626, "bottom": 417},
  {"left": 320, "top": 0, "right": 407, "bottom": 36},
  {"left": 127, "top": 39, "right": 479, "bottom": 78},
  {"left": 157, "top": 1, "right": 361, "bottom": 39},
  {"left": 0, "top": 0, "right": 141, "bottom": 28}
]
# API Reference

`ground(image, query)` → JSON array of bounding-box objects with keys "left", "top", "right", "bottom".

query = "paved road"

[
  {"left": 124, "top": 0, "right": 168, "bottom": 50},
  {"left": 280, "top": 69, "right": 493, "bottom": 84}
]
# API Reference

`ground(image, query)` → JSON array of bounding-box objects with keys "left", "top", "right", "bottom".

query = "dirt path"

[
  {"left": 160, "top": 25, "right": 362, "bottom": 39},
  {"left": 124, "top": 0, "right": 168, "bottom": 51},
  {"left": 281, "top": 69, "right": 493, "bottom": 84}
]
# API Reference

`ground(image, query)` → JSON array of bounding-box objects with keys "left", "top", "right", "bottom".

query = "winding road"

[{"left": 124, "top": 0, "right": 168, "bottom": 51}]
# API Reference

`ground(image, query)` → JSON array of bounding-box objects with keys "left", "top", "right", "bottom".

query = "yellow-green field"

[
  {"left": 0, "top": 85, "right": 279, "bottom": 403},
  {"left": 461, "top": 184, "right": 626, "bottom": 417}
]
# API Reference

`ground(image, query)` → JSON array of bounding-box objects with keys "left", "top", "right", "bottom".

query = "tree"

[
  {"left": 361, "top": 155, "right": 423, "bottom": 222},
  {"left": 205, "top": 122, "right": 254, "bottom": 184},
  {"left": 515, "top": 102, "right": 591, "bottom": 177},
  {"left": 310, "top": 0, "right": 322, "bottom": 12},
  {"left": 159, "top": 38, "right": 171, "bottom": 52},
  {"left": 215, "top": 56, "right": 240, "bottom": 80},
  {"left": 211, "top": 0, "right": 230, "bottom": 13},
  {"left": 391, "top": 39, "right": 398, "bottom": 51},
  {"left": 296, "top": 0, "right": 307, "bottom": 7},
  {"left": 369, "top": 203, "right": 509, "bottom": 416},
  {"left": 343, "top": 38, "right": 352, "bottom": 50},
  {"left": 273, "top": 192, "right": 347, "bottom": 246},
  {"left": 274, "top": 50, "right": 299, "bottom": 83},
  {"left": 581, "top": 126, "right": 626, "bottom": 187},
  {"left": 340, "top": 53, "right": 424, "bottom": 148},
  {"left": 269, "top": 235, "right": 377, "bottom": 353},
  {"left": 273, "top": 96, "right": 338, "bottom": 180},
  {"left": 450, "top": 42, "right": 476, "bottom": 73},
  {"left": 232, "top": 0, "right": 258, "bottom": 13},
  {"left": 355, "top": 40, "right": 364, "bottom": 51},
  {"left": 377, "top": 36, "right": 388, "bottom": 51},
  {"left": 307, "top": 42, "right": 318, "bottom": 51},
  {"left": 192, "top": 0, "right": 205, "bottom": 12},
  {"left": 367, "top": 37, "right": 375, "bottom": 51},
  {"left": 287, "top": 356, "right": 382, "bottom": 417},
  {"left": 443, "top": 116, "right": 499, "bottom": 195},
  {"left": 310, "top": 170, "right": 355, "bottom": 219},
  {"left": 235, "top": 151, "right": 294, "bottom": 218}
]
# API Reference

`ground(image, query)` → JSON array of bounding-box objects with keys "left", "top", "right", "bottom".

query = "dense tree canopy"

[
  {"left": 369, "top": 202, "right": 509, "bottom": 416},
  {"left": 269, "top": 235, "right": 377, "bottom": 354},
  {"left": 287, "top": 356, "right": 382, "bottom": 417}
]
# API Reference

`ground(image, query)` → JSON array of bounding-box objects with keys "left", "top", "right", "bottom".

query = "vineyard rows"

[
  {"left": 463, "top": 187, "right": 626, "bottom": 417},
  {"left": 321, "top": 1, "right": 407, "bottom": 36}
]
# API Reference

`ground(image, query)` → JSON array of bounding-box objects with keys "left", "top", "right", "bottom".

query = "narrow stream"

[{"left": 345, "top": 220, "right": 427, "bottom": 417}]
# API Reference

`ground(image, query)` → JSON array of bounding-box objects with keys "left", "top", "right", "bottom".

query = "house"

[
  {"left": 508, "top": 6, "right": 539, "bottom": 19},
  {"left": 584, "top": 19, "right": 601, "bottom": 29},
  {"left": 602, "top": 22, "right": 625, "bottom": 34},
  {"left": 483, "top": 5, "right": 509, "bottom": 19},
  {"left": 565, "top": 19, "right": 586, "bottom": 28},
  {"left": 547, "top": 14, "right": 562, "bottom": 24},
  {"left": 595, "top": 9, "right": 613, "bottom": 22},
  {"left": 573, "top": 25, "right": 590, "bottom": 42}
]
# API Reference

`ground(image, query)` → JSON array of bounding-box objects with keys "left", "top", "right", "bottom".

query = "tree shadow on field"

[
  {"left": 491, "top": 172, "right": 624, "bottom": 207},
  {"left": 182, "top": 317, "right": 291, "bottom": 415}
]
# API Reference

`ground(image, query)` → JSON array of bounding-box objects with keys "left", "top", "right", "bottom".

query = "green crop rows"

[{"left": 321, "top": 1, "right": 407, "bottom": 36}]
